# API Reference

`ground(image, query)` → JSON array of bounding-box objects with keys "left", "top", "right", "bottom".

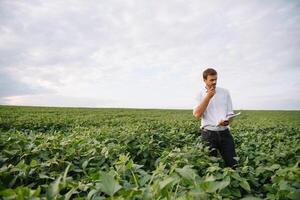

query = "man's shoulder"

[{"left": 216, "top": 87, "right": 230, "bottom": 94}]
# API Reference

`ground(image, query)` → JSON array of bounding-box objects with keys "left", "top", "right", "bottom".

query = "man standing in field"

[{"left": 193, "top": 68, "right": 237, "bottom": 168}]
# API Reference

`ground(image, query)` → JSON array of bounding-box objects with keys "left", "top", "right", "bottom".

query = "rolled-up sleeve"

[
  {"left": 192, "top": 92, "right": 203, "bottom": 116},
  {"left": 226, "top": 91, "right": 234, "bottom": 115}
]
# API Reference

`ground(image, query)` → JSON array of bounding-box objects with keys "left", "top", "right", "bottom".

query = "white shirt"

[{"left": 193, "top": 86, "right": 234, "bottom": 131}]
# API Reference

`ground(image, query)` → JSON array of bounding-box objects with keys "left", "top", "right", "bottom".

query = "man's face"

[{"left": 204, "top": 74, "right": 217, "bottom": 89}]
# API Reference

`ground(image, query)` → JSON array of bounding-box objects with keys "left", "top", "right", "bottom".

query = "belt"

[
  {"left": 202, "top": 125, "right": 228, "bottom": 132},
  {"left": 202, "top": 128, "right": 229, "bottom": 133}
]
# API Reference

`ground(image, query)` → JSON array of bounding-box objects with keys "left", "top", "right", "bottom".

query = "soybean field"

[{"left": 0, "top": 106, "right": 299, "bottom": 199}]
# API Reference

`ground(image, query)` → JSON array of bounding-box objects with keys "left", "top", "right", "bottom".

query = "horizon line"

[{"left": 1, "top": 104, "right": 299, "bottom": 111}]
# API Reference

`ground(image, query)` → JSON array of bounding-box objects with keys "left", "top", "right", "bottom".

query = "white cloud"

[
  {"left": 1, "top": 94, "right": 117, "bottom": 108},
  {"left": 0, "top": 0, "right": 299, "bottom": 109}
]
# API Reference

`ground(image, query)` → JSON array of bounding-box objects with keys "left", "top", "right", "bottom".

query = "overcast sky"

[{"left": 0, "top": 0, "right": 299, "bottom": 110}]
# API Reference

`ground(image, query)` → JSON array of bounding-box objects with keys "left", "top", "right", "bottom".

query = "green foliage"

[{"left": 0, "top": 106, "right": 299, "bottom": 199}]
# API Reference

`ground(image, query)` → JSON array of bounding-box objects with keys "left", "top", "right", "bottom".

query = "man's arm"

[
  {"left": 193, "top": 87, "right": 215, "bottom": 119},
  {"left": 226, "top": 90, "right": 234, "bottom": 116},
  {"left": 218, "top": 89, "right": 234, "bottom": 126}
]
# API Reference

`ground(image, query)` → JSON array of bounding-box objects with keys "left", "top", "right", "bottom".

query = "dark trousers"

[{"left": 201, "top": 128, "right": 237, "bottom": 168}]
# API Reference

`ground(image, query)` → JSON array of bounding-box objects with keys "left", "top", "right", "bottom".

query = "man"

[{"left": 193, "top": 68, "right": 237, "bottom": 168}]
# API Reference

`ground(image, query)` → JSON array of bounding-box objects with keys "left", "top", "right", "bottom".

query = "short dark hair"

[{"left": 203, "top": 68, "right": 217, "bottom": 80}]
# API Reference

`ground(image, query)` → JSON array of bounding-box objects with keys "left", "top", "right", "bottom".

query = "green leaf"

[
  {"left": 39, "top": 174, "right": 53, "bottom": 180},
  {"left": 202, "top": 176, "right": 231, "bottom": 193},
  {"left": 98, "top": 171, "right": 121, "bottom": 196},
  {"left": 30, "top": 159, "right": 38, "bottom": 167},
  {"left": 231, "top": 187, "right": 241, "bottom": 197},
  {"left": 207, "top": 165, "right": 221, "bottom": 172},
  {"left": 278, "top": 180, "right": 292, "bottom": 191},
  {"left": 205, "top": 174, "right": 216, "bottom": 182},
  {"left": 82, "top": 160, "right": 89, "bottom": 170},
  {"left": 241, "top": 196, "right": 263, "bottom": 200},
  {"left": 47, "top": 175, "right": 62, "bottom": 200},
  {"left": 139, "top": 174, "right": 151, "bottom": 186},
  {"left": 217, "top": 176, "right": 231, "bottom": 191},
  {"left": 87, "top": 189, "right": 98, "bottom": 200},
  {"left": 15, "top": 187, "right": 29, "bottom": 199},
  {"left": 142, "top": 185, "right": 153, "bottom": 200},
  {"left": 64, "top": 188, "right": 77, "bottom": 200},
  {"left": 63, "top": 163, "right": 71, "bottom": 186},
  {"left": 255, "top": 167, "right": 265, "bottom": 176},
  {"left": 287, "top": 190, "right": 300, "bottom": 200},
  {"left": 33, "top": 186, "right": 41, "bottom": 197},
  {"left": 240, "top": 180, "right": 251, "bottom": 192},
  {"left": 205, "top": 178, "right": 231, "bottom": 193},
  {"left": 175, "top": 165, "right": 197, "bottom": 181},
  {"left": 159, "top": 176, "right": 176, "bottom": 190},
  {"left": 231, "top": 172, "right": 243, "bottom": 181},
  {"left": 0, "top": 188, "right": 16, "bottom": 198},
  {"left": 126, "top": 160, "right": 134, "bottom": 170},
  {"left": 206, "top": 181, "right": 220, "bottom": 193},
  {"left": 265, "top": 164, "right": 281, "bottom": 171}
]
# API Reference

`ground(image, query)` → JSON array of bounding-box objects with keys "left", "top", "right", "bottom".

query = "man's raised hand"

[{"left": 206, "top": 86, "right": 216, "bottom": 99}]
